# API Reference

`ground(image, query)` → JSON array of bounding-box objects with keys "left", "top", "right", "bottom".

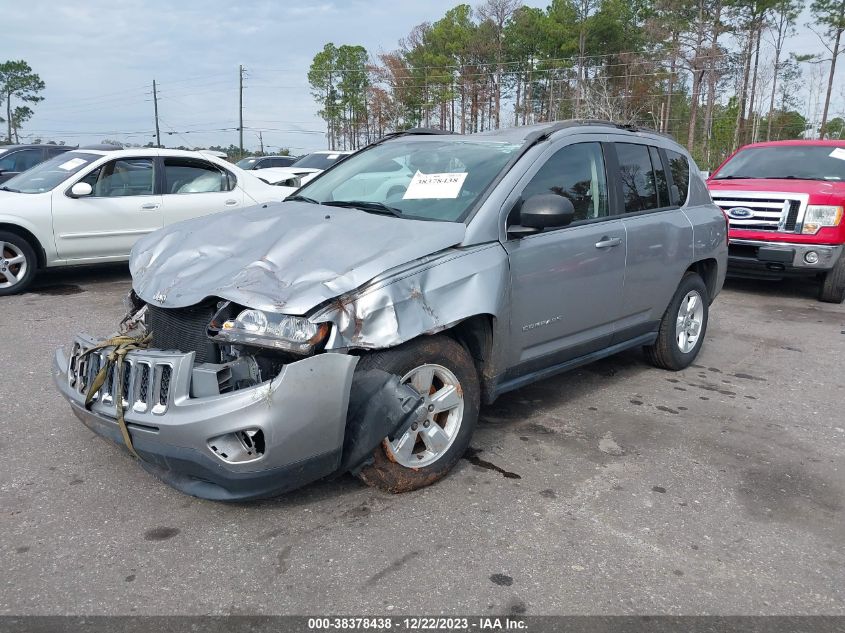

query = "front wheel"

[
  {"left": 819, "top": 252, "right": 845, "bottom": 303},
  {"left": 644, "top": 272, "right": 710, "bottom": 371},
  {"left": 355, "top": 335, "right": 480, "bottom": 493},
  {"left": 0, "top": 231, "right": 37, "bottom": 296}
]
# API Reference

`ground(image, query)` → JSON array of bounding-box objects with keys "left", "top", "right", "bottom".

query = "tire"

[
  {"left": 355, "top": 334, "right": 480, "bottom": 493},
  {"left": 644, "top": 272, "right": 709, "bottom": 371},
  {"left": 819, "top": 252, "right": 845, "bottom": 303},
  {"left": 0, "top": 231, "right": 37, "bottom": 296}
]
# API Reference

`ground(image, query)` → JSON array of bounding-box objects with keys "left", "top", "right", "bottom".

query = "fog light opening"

[
  {"left": 208, "top": 428, "right": 265, "bottom": 463},
  {"left": 804, "top": 251, "right": 819, "bottom": 264}
]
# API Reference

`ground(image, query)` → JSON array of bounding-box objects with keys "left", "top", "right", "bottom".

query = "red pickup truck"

[{"left": 707, "top": 140, "right": 845, "bottom": 303}]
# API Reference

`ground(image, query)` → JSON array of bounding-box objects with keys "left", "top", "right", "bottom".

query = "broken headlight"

[{"left": 211, "top": 308, "right": 329, "bottom": 354}]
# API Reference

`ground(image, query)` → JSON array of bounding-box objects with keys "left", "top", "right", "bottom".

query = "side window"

[
  {"left": 0, "top": 149, "right": 41, "bottom": 172},
  {"left": 519, "top": 142, "right": 609, "bottom": 223},
  {"left": 92, "top": 158, "right": 155, "bottom": 197},
  {"left": 666, "top": 150, "right": 690, "bottom": 205},
  {"left": 616, "top": 143, "right": 658, "bottom": 212},
  {"left": 163, "top": 158, "right": 233, "bottom": 194},
  {"left": 648, "top": 147, "right": 671, "bottom": 207}
]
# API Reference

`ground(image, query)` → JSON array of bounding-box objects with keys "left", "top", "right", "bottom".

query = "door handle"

[
  {"left": 140, "top": 203, "right": 160, "bottom": 210},
  {"left": 595, "top": 236, "right": 622, "bottom": 249},
  {"left": 224, "top": 199, "right": 238, "bottom": 206}
]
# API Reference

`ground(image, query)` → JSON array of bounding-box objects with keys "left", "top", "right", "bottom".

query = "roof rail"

[{"left": 533, "top": 119, "right": 672, "bottom": 141}]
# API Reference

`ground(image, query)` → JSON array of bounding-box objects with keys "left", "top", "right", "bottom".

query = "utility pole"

[
  {"left": 238, "top": 64, "right": 244, "bottom": 157},
  {"left": 152, "top": 79, "right": 161, "bottom": 148},
  {"left": 257, "top": 130, "right": 264, "bottom": 155}
]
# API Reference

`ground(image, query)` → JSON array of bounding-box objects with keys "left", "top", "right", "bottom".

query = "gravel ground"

[{"left": 1, "top": 265, "right": 843, "bottom": 615}]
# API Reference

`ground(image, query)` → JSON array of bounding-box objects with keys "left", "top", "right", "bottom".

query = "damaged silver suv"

[{"left": 54, "top": 121, "right": 727, "bottom": 501}]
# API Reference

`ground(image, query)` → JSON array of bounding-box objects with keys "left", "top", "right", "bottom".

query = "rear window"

[
  {"left": 666, "top": 150, "right": 690, "bottom": 205},
  {"left": 712, "top": 145, "right": 845, "bottom": 181},
  {"left": 616, "top": 143, "right": 659, "bottom": 212}
]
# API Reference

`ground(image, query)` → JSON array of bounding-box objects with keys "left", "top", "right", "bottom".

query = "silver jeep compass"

[{"left": 54, "top": 121, "right": 728, "bottom": 500}]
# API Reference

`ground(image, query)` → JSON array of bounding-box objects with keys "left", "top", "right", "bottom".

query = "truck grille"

[
  {"left": 710, "top": 191, "right": 808, "bottom": 233},
  {"left": 68, "top": 342, "right": 173, "bottom": 414},
  {"left": 146, "top": 303, "right": 218, "bottom": 364}
]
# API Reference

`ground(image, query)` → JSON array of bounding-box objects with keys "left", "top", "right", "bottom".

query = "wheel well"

[
  {"left": 442, "top": 314, "right": 496, "bottom": 403},
  {"left": 0, "top": 223, "right": 46, "bottom": 268},
  {"left": 686, "top": 258, "right": 718, "bottom": 301}
]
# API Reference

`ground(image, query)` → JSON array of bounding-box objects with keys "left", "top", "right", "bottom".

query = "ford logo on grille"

[{"left": 727, "top": 207, "right": 754, "bottom": 219}]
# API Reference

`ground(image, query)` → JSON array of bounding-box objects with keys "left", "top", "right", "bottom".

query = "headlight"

[
  {"left": 211, "top": 308, "right": 329, "bottom": 354},
  {"left": 802, "top": 205, "right": 843, "bottom": 234}
]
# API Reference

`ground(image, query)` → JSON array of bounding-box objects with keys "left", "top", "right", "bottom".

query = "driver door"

[
  {"left": 52, "top": 156, "right": 163, "bottom": 260},
  {"left": 502, "top": 141, "right": 627, "bottom": 376}
]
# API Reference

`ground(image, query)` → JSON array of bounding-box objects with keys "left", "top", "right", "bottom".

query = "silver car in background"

[{"left": 53, "top": 121, "right": 728, "bottom": 500}]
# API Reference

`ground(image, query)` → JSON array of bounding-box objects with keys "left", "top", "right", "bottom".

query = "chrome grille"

[
  {"left": 710, "top": 191, "right": 808, "bottom": 233},
  {"left": 68, "top": 341, "right": 174, "bottom": 415}
]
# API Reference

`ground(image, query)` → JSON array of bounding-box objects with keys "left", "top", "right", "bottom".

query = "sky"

[{"left": 2, "top": 0, "right": 840, "bottom": 153}]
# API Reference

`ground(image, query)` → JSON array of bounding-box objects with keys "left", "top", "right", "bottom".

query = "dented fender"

[{"left": 314, "top": 243, "right": 510, "bottom": 353}]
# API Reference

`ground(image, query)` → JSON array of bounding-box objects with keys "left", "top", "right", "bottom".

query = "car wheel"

[
  {"left": 355, "top": 335, "right": 480, "bottom": 493},
  {"left": 0, "top": 231, "right": 37, "bottom": 296},
  {"left": 644, "top": 272, "right": 709, "bottom": 371},
  {"left": 818, "top": 253, "right": 845, "bottom": 303}
]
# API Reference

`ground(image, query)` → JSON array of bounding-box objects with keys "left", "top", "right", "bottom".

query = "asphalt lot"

[{"left": 1, "top": 265, "right": 843, "bottom": 615}]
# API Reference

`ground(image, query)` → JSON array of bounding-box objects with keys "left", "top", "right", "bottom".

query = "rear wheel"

[
  {"left": 0, "top": 231, "right": 37, "bottom": 296},
  {"left": 644, "top": 272, "right": 709, "bottom": 371},
  {"left": 819, "top": 253, "right": 845, "bottom": 303},
  {"left": 355, "top": 335, "right": 480, "bottom": 493}
]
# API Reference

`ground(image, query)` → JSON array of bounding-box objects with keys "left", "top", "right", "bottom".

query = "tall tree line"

[{"left": 308, "top": 0, "right": 845, "bottom": 169}]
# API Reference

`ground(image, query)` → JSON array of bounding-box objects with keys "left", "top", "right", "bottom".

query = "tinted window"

[
  {"left": 617, "top": 143, "right": 659, "bottom": 212},
  {"left": 292, "top": 153, "right": 347, "bottom": 170},
  {"left": 519, "top": 143, "right": 609, "bottom": 223},
  {"left": 649, "top": 147, "right": 671, "bottom": 207},
  {"left": 89, "top": 158, "right": 155, "bottom": 197},
  {"left": 268, "top": 157, "right": 296, "bottom": 167},
  {"left": 163, "top": 158, "right": 232, "bottom": 194},
  {"left": 666, "top": 150, "right": 690, "bottom": 205},
  {"left": 0, "top": 148, "right": 41, "bottom": 172}
]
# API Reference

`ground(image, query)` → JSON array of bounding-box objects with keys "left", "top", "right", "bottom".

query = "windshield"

[
  {"left": 292, "top": 153, "right": 348, "bottom": 170},
  {"left": 2, "top": 152, "right": 101, "bottom": 193},
  {"left": 236, "top": 158, "right": 259, "bottom": 169},
  {"left": 295, "top": 138, "right": 522, "bottom": 222},
  {"left": 713, "top": 145, "right": 845, "bottom": 181}
]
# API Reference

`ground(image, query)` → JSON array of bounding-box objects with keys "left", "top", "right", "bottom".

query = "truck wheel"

[
  {"left": 644, "top": 272, "right": 709, "bottom": 371},
  {"left": 355, "top": 335, "right": 480, "bottom": 493},
  {"left": 818, "top": 253, "right": 845, "bottom": 303},
  {"left": 0, "top": 231, "right": 37, "bottom": 296}
]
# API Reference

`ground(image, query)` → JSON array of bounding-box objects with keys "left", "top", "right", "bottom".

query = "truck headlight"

[
  {"left": 212, "top": 308, "right": 329, "bottom": 353},
  {"left": 802, "top": 205, "right": 843, "bottom": 234}
]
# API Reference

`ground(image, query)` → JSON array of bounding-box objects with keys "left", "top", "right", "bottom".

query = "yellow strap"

[{"left": 82, "top": 333, "right": 152, "bottom": 460}]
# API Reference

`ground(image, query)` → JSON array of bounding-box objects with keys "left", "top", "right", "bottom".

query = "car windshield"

[
  {"left": 291, "top": 153, "right": 347, "bottom": 170},
  {"left": 713, "top": 145, "right": 845, "bottom": 181},
  {"left": 295, "top": 138, "right": 522, "bottom": 222},
  {"left": 236, "top": 158, "right": 259, "bottom": 169},
  {"left": 2, "top": 152, "right": 101, "bottom": 193}
]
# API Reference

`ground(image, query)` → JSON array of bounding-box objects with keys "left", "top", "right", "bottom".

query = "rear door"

[
  {"left": 611, "top": 142, "right": 693, "bottom": 343},
  {"left": 52, "top": 156, "right": 163, "bottom": 260},
  {"left": 160, "top": 156, "right": 244, "bottom": 225},
  {"left": 502, "top": 139, "right": 627, "bottom": 375}
]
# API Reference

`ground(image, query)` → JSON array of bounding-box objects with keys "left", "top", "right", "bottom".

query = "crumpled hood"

[{"left": 130, "top": 201, "right": 466, "bottom": 315}]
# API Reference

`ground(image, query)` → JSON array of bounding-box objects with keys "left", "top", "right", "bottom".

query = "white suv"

[{"left": 0, "top": 147, "right": 294, "bottom": 294}]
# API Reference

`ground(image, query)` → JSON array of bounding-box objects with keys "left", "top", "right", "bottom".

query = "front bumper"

[
  {"left": 727, "top": 238, "right": 843, "bottom": 278},
  {"left": 53, "top": 335, "right": 358, "bottom": 501}
]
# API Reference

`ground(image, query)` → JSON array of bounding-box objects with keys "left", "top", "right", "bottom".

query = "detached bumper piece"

[
  {"left": 54, "top": 336, "right": 428, "bottom": 501},
  {"left": 728, "top": 239, "right": 843, "bottom": 278}
]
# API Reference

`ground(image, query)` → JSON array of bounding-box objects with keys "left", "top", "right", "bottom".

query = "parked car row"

[{"left": 51, "top": 121, "right": 729, "bottom": 501}]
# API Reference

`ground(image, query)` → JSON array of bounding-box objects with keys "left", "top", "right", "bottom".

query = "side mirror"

[
  {"left": 508, "top": 194, "right": 575, "bottom": 237},
  {"left": 69, "top": 182, "right": 93, "bottom": 198}
]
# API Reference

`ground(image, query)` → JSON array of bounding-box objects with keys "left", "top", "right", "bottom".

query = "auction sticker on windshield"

[
  {"left": 403, "top": 170, "right": 468, "bottom": 199},
  {"left": 58, "top": 158, "right": 88, "bottom": 171}
]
